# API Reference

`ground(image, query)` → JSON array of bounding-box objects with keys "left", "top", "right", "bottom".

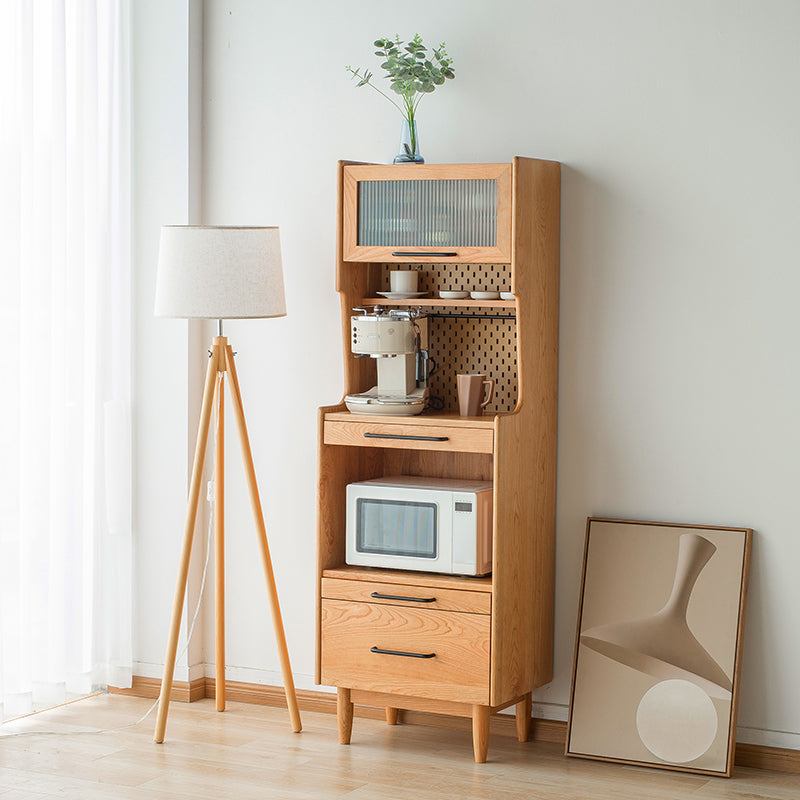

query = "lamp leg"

[
  {"left": 154, "top": 347, "right": 220, "bottom": 744},
  {"left": 225, "top": 344, "right": 302, "bottom": 733},
  {"left": 215, "top": 374, "right": 226, "bottom": 711}
]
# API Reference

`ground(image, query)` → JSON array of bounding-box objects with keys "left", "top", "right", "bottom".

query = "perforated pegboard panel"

[
  {"left": 426, "top": 314, "right": 517, "bottom": 414},
  {"left": 379, "top": 263, "right": 518, "bottom": 414}
]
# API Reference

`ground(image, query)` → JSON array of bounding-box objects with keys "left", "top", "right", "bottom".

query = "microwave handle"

[
  {"left": 370, "top": 646, "right": 436, "bottom": 659},
  {"left": 363, "top": 432, "right": 449, "bottom": 442},
  {"left": 371, "top": 591, "right": 436, "bottom": 604}
]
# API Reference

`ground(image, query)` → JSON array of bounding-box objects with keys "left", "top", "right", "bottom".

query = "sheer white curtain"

[{"left": 0, "top": 0, "right": 132, "bottom": 721}]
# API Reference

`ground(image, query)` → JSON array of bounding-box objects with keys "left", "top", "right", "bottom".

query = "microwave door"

[{"left": 353, "top": 497, "right": 443, "bottom": 572}]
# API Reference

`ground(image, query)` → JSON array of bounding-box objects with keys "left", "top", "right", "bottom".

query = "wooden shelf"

[
  {"left": 362, "top": 297, "right": 515, "bottom": 309},
  {"left": 324, "top": 411, "right": 499, "bottom": 428},
  {"left": 322, "top": 565, "right": 494, "bottom": 593}
]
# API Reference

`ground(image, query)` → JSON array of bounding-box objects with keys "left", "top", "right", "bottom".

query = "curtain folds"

[{"left": 0, "top": 0, "right": 132, "bottom": 722}]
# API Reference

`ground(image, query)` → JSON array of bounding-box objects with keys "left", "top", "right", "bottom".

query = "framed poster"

[{"left": 566, "top": 518, "right": 752, "bottom": 776}]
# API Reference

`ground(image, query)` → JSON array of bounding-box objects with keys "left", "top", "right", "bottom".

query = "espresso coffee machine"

[{"left": 345, "top": 307, "right": 432, "bottom": 416}]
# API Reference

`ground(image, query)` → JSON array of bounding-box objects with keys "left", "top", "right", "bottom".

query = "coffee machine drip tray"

[{"left": 345, "top": 388, "right": 426, "bottom": 416}]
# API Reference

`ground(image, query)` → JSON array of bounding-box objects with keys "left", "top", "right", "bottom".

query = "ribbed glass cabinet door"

[
  {"left": 342, "top": 164, "right": 512, "bottom": 263},
  {"left": 358, "top": 179, "right": 497, "bottom": 248}
]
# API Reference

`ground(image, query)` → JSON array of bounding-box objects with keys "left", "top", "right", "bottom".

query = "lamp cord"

[{"left": 1, "top": 396, "right": 221, "bottom": 740}]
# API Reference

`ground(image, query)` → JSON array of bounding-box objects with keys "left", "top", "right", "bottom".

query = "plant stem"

[
  {"left": 406, "top": 103, "right": 417, "bottom": 157},
  {"left": 348, "top": 68, "right": 406, "bottom": 115}
]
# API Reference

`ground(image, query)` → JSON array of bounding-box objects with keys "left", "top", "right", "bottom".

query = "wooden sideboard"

[{"left": 316, "top": 157, "right": 560, "bottom": 762}]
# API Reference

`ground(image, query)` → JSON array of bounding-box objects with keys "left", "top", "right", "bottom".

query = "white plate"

[
  {"left": 376, "top": 291, "right": 429, "bottom": 299},
  {"left": 500, "top": 292, "right": 515, "bottom": 301},
  {"left": 469, "top": 291, "right": 501, "bottom": 300},
  {"left": 439, "top": 290, "right": 469, "bottom": 299}
]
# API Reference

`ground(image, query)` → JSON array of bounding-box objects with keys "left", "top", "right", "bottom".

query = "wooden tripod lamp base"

[{"left": 153, "top": 336, "right": 302, "bottom": 742}]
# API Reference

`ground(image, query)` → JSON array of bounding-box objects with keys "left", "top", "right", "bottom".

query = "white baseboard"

[
  {"left": 130, "top": 661, "right": 799, "bottom": 752},
  {"left": 737, "top": 726, "right": 800, "bottom": 751}
]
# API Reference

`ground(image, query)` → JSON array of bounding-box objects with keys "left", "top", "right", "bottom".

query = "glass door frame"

[{"left": 342, "top": 163, "right": 513, "bottom": 263}]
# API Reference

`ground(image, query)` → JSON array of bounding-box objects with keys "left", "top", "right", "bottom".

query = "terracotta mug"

[{"left": 457, "top": 374, "right": 495, "bottom": 417}]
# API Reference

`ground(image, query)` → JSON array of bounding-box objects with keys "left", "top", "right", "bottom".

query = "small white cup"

[{"left": 390, "top": 270, "right": 418, "bottom": 293}]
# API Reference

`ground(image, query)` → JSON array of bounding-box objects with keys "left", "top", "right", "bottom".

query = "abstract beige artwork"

[{"left": 566, "top": 518, "right": 752, "bottom": 776}]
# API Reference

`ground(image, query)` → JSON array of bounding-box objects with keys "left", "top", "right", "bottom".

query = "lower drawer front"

[{"left": 321, "top": 599, "right": 490, "bottom": 705}]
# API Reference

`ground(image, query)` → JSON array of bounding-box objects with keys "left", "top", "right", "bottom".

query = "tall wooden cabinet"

[{"left": 316, "top": 158, "right": 560, "bottom": 762}]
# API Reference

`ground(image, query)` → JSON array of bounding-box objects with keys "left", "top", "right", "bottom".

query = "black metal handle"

[
  {"left": 364, "top": 432, "right": 448, "bottom": 442},
  {"left": 391, "top": 251, "right": 458, "bottom": 257},
  {"left": 371, "top": 592, "right": 436, "bottom": 603},
  {"left": 370, "top": 646, "right": 435, "bottom": 659}
]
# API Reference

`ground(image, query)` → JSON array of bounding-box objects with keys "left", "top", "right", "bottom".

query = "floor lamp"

[{"left": 152, "top": 225, "right": 301, "bottom": 742}]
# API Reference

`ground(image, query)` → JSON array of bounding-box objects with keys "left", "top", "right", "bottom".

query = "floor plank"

[{"left": 0, "top": 695, "right": 797, "bottom": 799}]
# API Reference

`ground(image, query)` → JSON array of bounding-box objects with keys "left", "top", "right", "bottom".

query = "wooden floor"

[{"left": 0, "top": 694, "right": 798, "bottom": 799}]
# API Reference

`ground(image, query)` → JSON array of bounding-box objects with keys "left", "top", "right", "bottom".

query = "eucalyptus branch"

[
  {"left": 346, "top": 33, "right": 456, "bottom": 123},
  {"left": 345, "top": 66, "right": 406, "bottom": 116}
]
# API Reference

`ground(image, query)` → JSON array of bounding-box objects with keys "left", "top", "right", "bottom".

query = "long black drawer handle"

[
  {"left": 391, "top": 251, "right": 458, "bottom": 257},
  {"left": 370, "top": 646, "right": 436, "bottom": 659},
  {"left": 371, "top": 592, "right": 436, "bottom": 603},
  {"left": 364, "top": 432, "right": 449, "bottom": 442}
]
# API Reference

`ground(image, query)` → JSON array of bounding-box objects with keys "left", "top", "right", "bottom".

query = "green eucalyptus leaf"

[{"left": 350, "top": 33, "right": 454, "bottom": 105}]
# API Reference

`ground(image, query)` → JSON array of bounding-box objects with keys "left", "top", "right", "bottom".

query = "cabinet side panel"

[
  {"left": 490, "top": 158, "right": 560, "bottom": 705},
  {"left": 338, "top": 265, "right": 379, "bottom": 395},
  {"left": 337, "top": 161, "right": 380, "bottom": 396},
  {"left": 495, "top": 165, "right": 513, "bottom": 260},
  {"left": 513, "top": 157, "right": 561, "bottom": 413},
  {"left": 341, "top": 169, "right": 359, "bottom": 262},
  {"left": 315, "top": 418, "right": 384, "bottom": 682}
]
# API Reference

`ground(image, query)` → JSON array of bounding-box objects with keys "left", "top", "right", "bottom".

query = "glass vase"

[{"left": 394, "top": 119, "right": 424, "bottom": 164}]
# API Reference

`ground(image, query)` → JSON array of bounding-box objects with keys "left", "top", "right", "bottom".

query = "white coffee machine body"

[{"left": 345, "top": 308, "right": 431, "bottom": 416}]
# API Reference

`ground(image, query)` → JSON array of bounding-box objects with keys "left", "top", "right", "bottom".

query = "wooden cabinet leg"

[
  {"left": 515, "top": 693, "right": 532, "bottom": 742},
  {"left": 471, "top": 704, "right": 490, "bottom": 763},
  {"left": 337, "top": 688, "right": 354, "bottom": 744},
  {"left": 385, "top": 707, "right": 399, "bottom": 725}
]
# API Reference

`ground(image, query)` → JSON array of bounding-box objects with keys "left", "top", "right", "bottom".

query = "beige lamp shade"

[{"left": 154, "top": 226, "right": 286, "bottom": 319}]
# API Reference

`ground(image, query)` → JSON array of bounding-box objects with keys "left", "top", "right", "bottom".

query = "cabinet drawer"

[
  {"left": 321, "top": 577, "right": 491, "bottom": 615},
  {"left": 324, "top": 420, "right": 493, "bottom": 454},
  {"left": 321, "top": 600, "right": 490, "bottom": 704}
]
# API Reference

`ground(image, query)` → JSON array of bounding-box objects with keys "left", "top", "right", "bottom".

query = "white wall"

[
  {"left": 132, "top": 0, "right": 206, "bottom": 683},
  {"left": 133, "top": 0, "right": 800, "bottom": 749}
]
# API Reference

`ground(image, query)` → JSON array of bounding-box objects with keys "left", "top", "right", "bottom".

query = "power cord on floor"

[{"left": 1, "top": 400, "right": 221, "bottom": 740}]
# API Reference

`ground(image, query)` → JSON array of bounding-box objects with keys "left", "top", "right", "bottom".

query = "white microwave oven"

[{"left": 345, "top": 476, "right": 493, "bottom": 576}]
